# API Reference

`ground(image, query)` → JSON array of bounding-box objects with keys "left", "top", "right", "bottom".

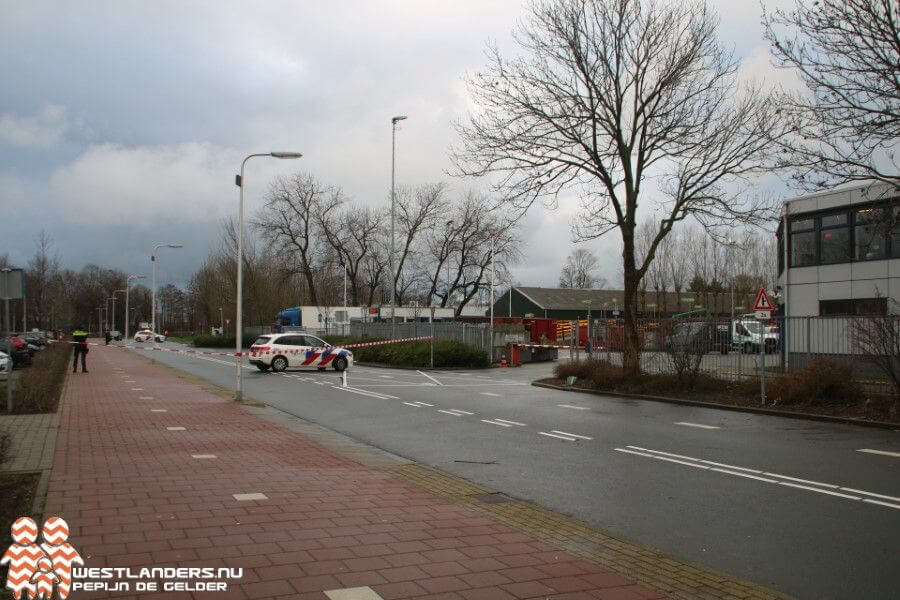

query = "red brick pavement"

[{"left": 41, "top": 347, "right": 669, "bottom": 599}]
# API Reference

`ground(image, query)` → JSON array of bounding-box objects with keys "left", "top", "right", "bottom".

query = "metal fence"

[
  {"left": 561, "top": 315, "right": 898, "bottom": 396},
  {"left": 349, "top": 321, "right": 492, "bottom": 354}
]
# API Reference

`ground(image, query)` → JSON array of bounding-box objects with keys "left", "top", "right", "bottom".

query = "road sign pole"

[{"left": 759, "top": 317, "right": 766, "bottom": 405}]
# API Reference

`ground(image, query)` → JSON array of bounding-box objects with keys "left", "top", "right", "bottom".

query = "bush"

[
  {"left": 768, "top": 357, "right": 861, "bottom": 405},
  {"left": 554, "top": 359, "right": 627, "bottom": 388},
  {"left": 191, "top": 333, "right": 258, "bottom": 349},
  {"left": 3, "top": 342, "right": 70, "bottom": 414},
  {"left": 323, "top": 337, "right": 488, "bottom": 368}
]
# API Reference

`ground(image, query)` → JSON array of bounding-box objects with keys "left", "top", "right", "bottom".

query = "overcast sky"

[{"left": 1, "top": 0, "right": 795, "bottom": 292}]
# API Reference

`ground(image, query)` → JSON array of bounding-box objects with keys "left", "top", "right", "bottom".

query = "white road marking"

[
  {"left": 403, "top": 402, "right": 423, "bottom": 408},
  {"left": 840, "top": 488, "right": 900, "bottom": 503},
  {"left": 776, "top": 481, "right": 860, "bottom": 500},
  {"left": 539, "top": 431, "right": 578, "bottom": 442},
  {"left": 857, "top": 448, "right": 900, "bottom": 459},
  {"left": 558, "top": 404, "right": 590, "bottom": 410},
  {"left": 862, "top": 499, "right": 900, "bottom": 510},
  {"left": 417, "top": 370, "right": 443, "bottom": 386},
  {"left": 151, "top": 409, "right": 167, "bottom": 413},
  {"left": 494, "top": 419, "right": 526, "bottom": 426},
  {"left": 761, "top": 472, "right": 840, "bottom": 489},
  {"left": 449, "top": 409, "right": 474, "bottom": 415},
  {"left": 131, "top": 388, "right": 144, "bottom": 391},
  {"left": 480, "top": 392, "right": 501, "bottom": 397},
  {"left": 232, "top": 493, "right": 267, "bottom": 501},
  {"left": 552, "top": 430, "right": 592, "bottom": 440},
  {"left": 166, "top": 427, "right": 186, "bottom": 431},
  {"left": 438, "top": 410, "right": 464, "bottom": 417},
  {"left": 334, "top": 386, "right": 396, "bottom": 400},
  {"left": 414, "top": 401, "right": 433, "bottom": 406},
  {"left": 482, "top": 419, "right": 513, "bottom": 427},
  {"left": 379, "top": 375, "right": 393, "bottom": 379},
  {"left": 619, "top": 445, "right": 900, "bottom": 511},
  {"left": 675, "top": 422, "right": 720, "bottom": 429},
  {"left": 139, "top": 396, "right": 153, "bottom": 400},
  {"left": 192, "top": 454, "right": 217, "bottom": 459}
]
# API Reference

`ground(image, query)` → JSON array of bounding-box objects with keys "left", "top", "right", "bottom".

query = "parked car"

[
  {"left": 732, "top": 318, "right": 779, "bottom": 354},
  {"left": 0, "top": 337, "right": 32, "bottom": 368},
  {"left": 110, "top": 330, "right": 122, "bottom": 341},
  {"left": 0, "top": 350, "right": 9, "bottom": 379},
  {"left": 19, "top": 333, "right": 48, "bottom": 347},
  {"left": 249, "top": 333, "right": 353, "bottom": 372},
  {"left": 134, "top": 329, "right": 166, "bottom": 343},
  {"left": 665, "top": 321, "right": 730, "bottom": 355}
]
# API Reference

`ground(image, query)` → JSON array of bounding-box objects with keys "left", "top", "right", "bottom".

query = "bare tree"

[
  {"left": 764, "top": 0, "right": 900, "bottom": 190},
  {"left": 852, "top": 301, "right": 900, "bottom": 398},
  {"left": 255, "top": 173, "right": 341, "bottom": 307},
  {"left": 391, "top": 183, "right": 446, "bottom": 305},
  {"left": 25, "top": 230, "right": 60, "bottom": 330},
  {"left": 454, "top": 0, "right": 788, "bottom": 374},
  {"left": 559, "top": 248, "right": 602, "bottom": 288}
]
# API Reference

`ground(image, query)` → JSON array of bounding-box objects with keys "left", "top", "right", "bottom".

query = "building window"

[
  {"left": 790, "top": 218, "right": 816, "bottom": 267},
  {"left": 819, "top": 298, "right": 887, "bottom": 316},
  {"left": 819, "top": 212, "right": 850, "bottom": 264},
  {"left": 854, "top": 207, "right": 888, "bottom": 261},
  {"left": 893, "top": 207, "right": 900, "bottom": 259}
]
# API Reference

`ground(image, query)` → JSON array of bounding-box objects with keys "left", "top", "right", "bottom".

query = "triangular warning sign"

[{"left": 753, "top": 288, "right": 772, "bottom": 311}]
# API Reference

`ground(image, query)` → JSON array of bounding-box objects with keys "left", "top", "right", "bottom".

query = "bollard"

[{"left": 341, "top": 369, "right": 347, "bottom": 388}]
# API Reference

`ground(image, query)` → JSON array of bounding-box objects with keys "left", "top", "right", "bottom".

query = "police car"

[
  {"left": 249, "top": 333, "right": 353, "bottom": 373},
  {"left": 134, "top": 329, "right": 166, "bottom": 343}
]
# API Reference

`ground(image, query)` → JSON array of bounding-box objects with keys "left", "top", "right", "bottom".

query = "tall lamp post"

[
  {"left": 390, "top": 115, "right": 407, "bottom": 339},
  {"left": 444, "top": 220, "right": 454, "bottom": 307},
  {"left": 152, "top": 243, "right": 183, "bottom": 338},
  {"left": 234, "top": 151, "right": 303, "bottom": 402},
  {"left": 124, "top": 275, "right": 145, "bottom": 340},
  {"left": 489, "top": 229, "right": 496, "bottom": 363}
]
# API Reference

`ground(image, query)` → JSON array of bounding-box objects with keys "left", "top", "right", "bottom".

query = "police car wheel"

[
  {"left": 271, "top": 356, "right": 288, "bottom": 372},
  {"left": 333, "top": 357, "right": 348, "bottom": 372}
]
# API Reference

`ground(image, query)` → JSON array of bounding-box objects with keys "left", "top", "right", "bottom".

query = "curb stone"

[{"left": 533, "top": 381, "right": 900, "bottom": 430}]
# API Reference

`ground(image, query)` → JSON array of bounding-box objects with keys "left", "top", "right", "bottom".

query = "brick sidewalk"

[{"left": 39, "top": 347, "right": 744, "bottom": 600}]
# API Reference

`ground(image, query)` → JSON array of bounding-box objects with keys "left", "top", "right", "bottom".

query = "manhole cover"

[{"left": 470, "top": 492, "right": 512, "bottom": 504}]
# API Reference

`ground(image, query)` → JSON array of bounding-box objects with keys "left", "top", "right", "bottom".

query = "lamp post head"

[
  {"left": 270, "top": 152, "right": 303, "bottom": 159},
  {"left": 167, "top": 244, "right": 183, "bottom": 249},
  {"left": 392, "top": 115, "right": 407, "bottom": 124}
]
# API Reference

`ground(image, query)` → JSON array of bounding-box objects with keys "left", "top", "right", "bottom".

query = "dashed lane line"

[
  {"left": 480, "top": 392, "right": 501, "bottom": 397},
  {"left": 675, "top": 422, "right": 720, "bottom": 429},
  {"left": 481, "top": 419, "right": 513, "bottom": 427},
  {"left": 494, "top": 418, "right": 526, "bottom": 427},
  {"left": 538, "top": 431, "right": 578, "bottom": 442},
  {"left": 552, "top": 430, "right": 592, "bottom": 440},
  {"left": 558, "top": 404, "right": 590, "bottom": 410},
  {"left": 857, "top": 448, "right": 900, "bottom": 459}
]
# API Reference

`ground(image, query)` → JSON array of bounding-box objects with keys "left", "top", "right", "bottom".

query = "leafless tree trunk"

[
  {"left": 764, "top": 0, "right": 899, "bottom": 191},
  {"left": 453, "top": 0, "right": 788, "bottom": 374}
]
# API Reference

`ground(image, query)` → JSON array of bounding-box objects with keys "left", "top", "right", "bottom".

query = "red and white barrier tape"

[{"left": 343, "top": 336, "right": 432, "bottom": 349}]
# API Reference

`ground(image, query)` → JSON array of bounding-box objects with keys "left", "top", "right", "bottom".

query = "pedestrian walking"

[
  {"left": 104, "top": 330, "right": 111, "bottom": 345},
  {"left": 71, "top": 328, "right": 88, "bottom": 373}
]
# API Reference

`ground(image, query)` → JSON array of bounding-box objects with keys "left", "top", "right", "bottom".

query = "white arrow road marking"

[
  {"left": 675, "top": 422, "right": 720, "bottom": 429},
  {"left": 617, "top": 445, "right": 900, "bottom": 511},
  {"left": 857, "top": 448, "right": 900, "bottom": 458}
]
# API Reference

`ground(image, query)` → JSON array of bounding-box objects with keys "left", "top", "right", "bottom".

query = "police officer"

[{"left": 72, "top": 327, "right": 89, "bottom": 373}]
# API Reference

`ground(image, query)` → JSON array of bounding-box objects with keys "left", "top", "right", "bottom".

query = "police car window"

[
  {"left": 253, "top": 336, "right": 271, "bottom": 345},
  {"left": 306, "top": 336, "right": 326, "bottom": 347},
  {"left": 278, "top": 336, "right": 301, "bottom": 346}
]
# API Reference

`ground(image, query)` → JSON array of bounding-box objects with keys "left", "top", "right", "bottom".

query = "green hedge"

[
  {"left": 191, "top": 333, "right": 260, "bottom": 349},
  {"left": 323, "top": 337, "right": 488, "bottom": 368}
]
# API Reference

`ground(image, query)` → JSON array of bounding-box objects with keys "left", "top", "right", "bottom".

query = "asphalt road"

[{"left": 130, "top": 343, "right": 900, "bottom": 600}]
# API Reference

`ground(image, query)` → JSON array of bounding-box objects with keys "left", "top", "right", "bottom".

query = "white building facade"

[{"left": 778, "top": 181, "right": 899, "bottom": 318}]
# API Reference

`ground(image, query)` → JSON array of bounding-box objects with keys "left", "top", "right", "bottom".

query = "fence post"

[{"left": 759, "top": 317, "right": 766, "bottom": 405}]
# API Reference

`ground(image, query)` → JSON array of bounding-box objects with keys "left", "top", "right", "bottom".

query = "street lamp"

[
  {"left": 124, "top": 275, "right": 145, "bottom": 340},
  {"left": 152, "top": 243, "right": 183, "bottom": 337},
  {"left": 390, "top": 115, "right": 407, "bottom": 339},
  {"left": 113, "top": 289, "right": 127, "bottom": 334},
  {"left": 489, "top": 228, "right": 496, "bottom": 363},
  {"left": 234, "top": 151, "right": 303, "bottom": 401},
  {"left": 445, "top": 219, "right": 454, "bottom": 306}
]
